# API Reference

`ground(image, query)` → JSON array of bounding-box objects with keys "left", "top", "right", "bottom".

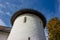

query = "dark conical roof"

[{"left": 11, "top": 9, "right": 46, "bottom": 28}]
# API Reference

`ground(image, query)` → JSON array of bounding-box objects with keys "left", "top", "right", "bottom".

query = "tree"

[{"left": 47, "top": 17, "right": 60, "bottom": 40}]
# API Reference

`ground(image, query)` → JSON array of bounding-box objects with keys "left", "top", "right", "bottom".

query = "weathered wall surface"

[
  {"left": 8, "top": 14, "right": 46, "bottom": 40},
  {"left": 0, "top": 32, "right": 9, "bottom": 40}
]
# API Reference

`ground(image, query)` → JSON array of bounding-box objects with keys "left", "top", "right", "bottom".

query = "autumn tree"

[{"left": 47, "top": 17, "right": 60, "bottom": 40}]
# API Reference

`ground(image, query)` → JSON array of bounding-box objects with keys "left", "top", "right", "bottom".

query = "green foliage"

[{"left": 47, "top": 17, "right": 60, "bottom": 40}]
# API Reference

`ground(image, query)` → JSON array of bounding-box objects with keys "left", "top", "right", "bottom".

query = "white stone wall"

[
  {"left": 0, "top": 32, "right": 9, "bottom": 40},
  {"left": 7, "top": 14, "right": 46, "bottom": 40}
]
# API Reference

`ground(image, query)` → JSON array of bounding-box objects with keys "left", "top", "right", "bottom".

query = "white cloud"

[
  {"left": 44, "top": 28, "right": 48, "bottom": 40},
  {"left": 0, "top": 4, "right": 3, "bottom": 7},
  {"left": 0, "top": 10, "right": 4, "bottom": 13},
  {"left": 0, "top": 4, "right": 5, "bottom": 8},
  {"left": 0, "top": 19, "right": 6, "bottom": 26},
  {"left": 6, "top": 12, "right": 11, "bottom": 16},
  {"left": 6, "top": 2, "right": 10, "bottom": 5}
]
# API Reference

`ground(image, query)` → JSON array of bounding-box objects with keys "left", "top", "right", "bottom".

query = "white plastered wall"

[{"left": 7, "top": 14, "right": 46, "bottom": 40}]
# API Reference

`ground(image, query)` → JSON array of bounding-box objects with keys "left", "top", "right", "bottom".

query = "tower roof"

[
  {"left": 0, "top": 26, "right": 11, "bottom": 33},
  {"left": 11, "top": 9, "right": 46, "bottom": 28}
]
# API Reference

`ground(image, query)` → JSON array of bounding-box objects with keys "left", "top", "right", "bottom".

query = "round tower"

[{"left": 7, "top": 9, "right": 46, "bottom": 40}]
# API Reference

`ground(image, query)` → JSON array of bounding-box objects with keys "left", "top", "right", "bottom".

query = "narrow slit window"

[
  {"left": 24, "top": 16, "right": 27, "bottom": 23},
  {"left": 28, "top": 37, "right": 30, "bottom": 40}
]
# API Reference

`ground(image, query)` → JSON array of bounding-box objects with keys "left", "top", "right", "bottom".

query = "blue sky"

[{"left": 0, "top": 0, "right": 58, "bottom": 27}]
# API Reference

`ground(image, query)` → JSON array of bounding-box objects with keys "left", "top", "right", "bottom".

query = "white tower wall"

[{"left": 7, "top": 14, "right": 46, "bottom": 40}]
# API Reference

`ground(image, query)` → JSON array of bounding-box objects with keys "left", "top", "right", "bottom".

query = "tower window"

[
  {"left": 24, "top": 16, "right": 27, "bottom": 23},
  {"left": 28, "top": 37, "right": 30, "bottom": 40}
]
